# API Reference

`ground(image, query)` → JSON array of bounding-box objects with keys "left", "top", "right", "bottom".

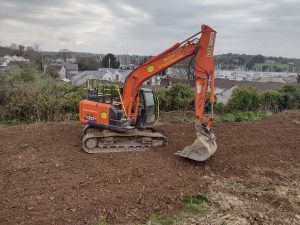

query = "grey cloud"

[
  {"left": 0, "top": 0, "right": 299, "bottom": 57},
  {"left": 57, "top": 36, "right": 71, "bottom": 42}
]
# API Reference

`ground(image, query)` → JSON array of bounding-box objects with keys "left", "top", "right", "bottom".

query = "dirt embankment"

[{"left": 0, "top": 110, "right": 299, "bottom": 225}]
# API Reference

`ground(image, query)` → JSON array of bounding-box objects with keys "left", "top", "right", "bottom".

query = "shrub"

[
  {"left": 214, "top": 111, "right": 269, "bottom": 123},
  {"left": 278, "top": 84, "right": 300, "bottom": 109},
  {"left": 155, "top": 88, "right": 169, "bottom": 110},
  {"left": 214, "top": 102, "right": 225, "bottom": 113},
  {"left": 18, "top": 63, "right": 38, "bottom": 83},
  {"left": 227, "top": 86, "right": 260, "bottom": 112},
  {"left": 156, "top": 84, "right": 194, "bottom": 111},
  {"left": 260, "top": 90, "right": 284, "bottom": 112},
  {"left": 168, "top": 84, "right": 194, "bottom": 110},
  {"left": 0, "top": 65, "right": 85, "bottom": 123},
  {"left": 156, "top": 84, "right": 217, "bottom": 112}
]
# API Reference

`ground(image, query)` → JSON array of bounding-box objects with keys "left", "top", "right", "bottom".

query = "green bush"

[
  {"left": 18, "top": 63, "right": 38, "bottom": 83},
  {"left": 156, "top": 84, "right": 217, "bottom": 112},
  {"left": 278, "top": 84, "right": 300, "bottom": 109},
  {"left": 2, "top": 65, "right": 299, "bottom": 125},
  {"left": 170, "top": 84, "right": 194, "bottom": 109},
  {"left": 156, "top": 84, "right": 299, "bottom": 117},
  {"left": 227, "top": 86, "right": 260, "bottom": 112},
  {"left": 258, "top": 84, "right": 300, "bottom": 113},
  {"left": 0, "top": 64, "right": 85, "bottom": 123},
  {"left": 214, "top": 102, "right": 225, "bottom": 113},
  {"left": 260, "top": 90, "right": 284, "bottom": 112},
  {"left": 214, "top": 111, "right": 269, "bottom": 123},
  {"left": 155, "top": 88, "right": 168, "bottom": 110},
  {"left": 223, "top": 84, "right": 299, "bottom": 114},
  {"left": 156, "top": 84, "right": 194, "bottom": 111}
]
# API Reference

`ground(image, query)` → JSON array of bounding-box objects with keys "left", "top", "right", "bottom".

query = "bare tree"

[
  {"left": 10, "top": 43, "right": 19, "bottom": 50},
  {"left": 19, "top": 45, "right": 25, "bottom": 54},
  {"left": 57, "top": 49, "right": 72, "bottom": 62},
  {"left": 172, "top": 56, "right": 194, "bottom": 80},
  {"left": 32, "top": 42, "right": 41, "bottom": 52}
]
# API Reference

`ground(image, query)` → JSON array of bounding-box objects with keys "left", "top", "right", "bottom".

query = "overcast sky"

[{"left": 0, "top": 0, "right": 299, "bottom": 58}]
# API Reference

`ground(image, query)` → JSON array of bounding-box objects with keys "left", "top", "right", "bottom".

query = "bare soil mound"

[{"left": 0, "top": 110, "right": 299, "bottom": 225}]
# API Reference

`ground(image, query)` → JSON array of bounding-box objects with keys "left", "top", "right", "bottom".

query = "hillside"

[{"left": 1, "top": 110, "right": 299, "bottom": 225}]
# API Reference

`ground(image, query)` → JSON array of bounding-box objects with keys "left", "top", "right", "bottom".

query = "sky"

[{"left": 0, "top": 0, "right": 300, "bottom": 58}]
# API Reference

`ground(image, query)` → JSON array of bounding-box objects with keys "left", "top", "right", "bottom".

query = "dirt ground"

[{"left": 0, "top": 110, "right": 299, "bottom": 225}]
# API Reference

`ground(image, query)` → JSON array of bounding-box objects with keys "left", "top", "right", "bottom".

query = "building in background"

[
  {"left": 0, "top": 55, "right": 29, "bottom": 71},
  {"left": 45, "top": 63, "right": 78, "bottom": 81},
  {"left": 71, "top": 68, "right": 132, "bottom": 85}
]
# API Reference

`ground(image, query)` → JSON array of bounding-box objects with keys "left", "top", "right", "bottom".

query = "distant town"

[{"left": 1, "top": 44, "right": 299, "bottom": 104}]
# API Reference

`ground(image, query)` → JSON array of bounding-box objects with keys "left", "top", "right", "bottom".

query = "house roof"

[
  {"left": 116, "top": 70, "right": 132, "bottom": 82},
  {"left": 72, "top": 70, "right": 112, "bottom": 85},
  {"left": 159, "top": 77, "right": 284, "bottom": 92},
  {"left": 47, "top": 63, "right": 78, "bottom": 74},
  {"left": 3, "top": 55, "right": 28, "bottom": 62},
  {"left": 0, "top": 58, "right": 9, "bottom": 66},
  {"left": 62, "top": 78, "right": 71, "bottom": 82},
  {"left": 48, "top": 63, "right": 63, "bottom": 71},
  {"left": 72, "top": 68, "right": 133, "bottom": 84},
  {"left": 97, "top": 68, "right": 132, "bottom": 80},
  {"left": 64, "top": 63, "right": 78, "bottom": 71},
  {"left": 214, "top": 78, "right": 284, "bottom": 92}
]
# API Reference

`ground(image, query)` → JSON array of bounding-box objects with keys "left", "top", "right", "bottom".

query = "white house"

[
  {"left": 46, "top": 63, "right": 78, "bottom": 81},
  {"left": 71, "top": 69, "right": 132, "bottom": 85},
  {"left": 0, "top": 55, "right": 29, "bottom": 69}
]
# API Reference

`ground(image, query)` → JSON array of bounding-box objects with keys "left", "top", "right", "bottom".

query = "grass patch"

[
  {"left": 0, "top": 113, "right": 79, "bottom": 126},
  {"left": 159, "top": 111, "right": 194, "bottom": 123},
  {"left": 88, "top": 219, "right": 107, "bottom": 225},
  {"left": 0, "top": 119, "right": 31, "bottom": 125},
  {"left": 97, "top": 221, "right": 107, "bottom": 225},
  {"left": 263, "top": 186, "right": 276, "bottom": 192},
  {"left": 146, "top": 213, "right": 182, "bottom": 225},
  {"left": 214, "top": 111, "right": 270, "bottom": 123},
  {"left": 159, "top": 111, "right": 270, "bottom": 124},
  {"left": 182, "top": 195, "right": 208, "bottom": 214},
  {"left": 142, "top": 194, "right": 208, "bottom": 225}
]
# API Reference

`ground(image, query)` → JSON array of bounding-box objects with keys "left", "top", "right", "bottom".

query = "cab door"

[
  {"left": 143, "top": 90, "right": 156, "bottom": 124},
  {"left": 136, "top": 89, "right": 157, "bottom": 126}
]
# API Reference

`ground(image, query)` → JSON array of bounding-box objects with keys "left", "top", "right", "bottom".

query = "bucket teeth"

[{"left": 175, "top": 125, "right": 217, "bottom": 161}]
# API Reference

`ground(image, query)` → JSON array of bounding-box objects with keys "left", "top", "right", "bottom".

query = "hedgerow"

[
  {"left": 0, "top": 65, "right": 299, "bottom": 124},
  {"left": 0, "top": 64, "right": 85, "bottom": 124},
  {"left": 155, "top": 83, "right": 300, "bottom": 113}
]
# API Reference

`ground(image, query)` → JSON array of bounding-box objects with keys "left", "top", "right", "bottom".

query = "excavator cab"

[{"left": 136, "top": 88, "right": 157, "bottom": 126}]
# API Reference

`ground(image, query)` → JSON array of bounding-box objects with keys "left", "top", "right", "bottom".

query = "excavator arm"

[
  {"left": 119, "top": 24, "right": 217, "bottom": 161},
  {"left": 122, "top": 42, "right": 196, "bottom": 120},
  {"left": 122, "top": 25, "right": 216, "bottom": 128}
]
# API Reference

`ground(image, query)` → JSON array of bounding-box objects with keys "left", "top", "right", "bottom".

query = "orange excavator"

[{"left": 79, "top": 24, "right": 217, "bottom": 161}]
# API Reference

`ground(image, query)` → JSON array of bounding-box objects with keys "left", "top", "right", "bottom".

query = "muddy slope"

[{"left": 0, "top": 110, "right": 299, "bottom": 225}]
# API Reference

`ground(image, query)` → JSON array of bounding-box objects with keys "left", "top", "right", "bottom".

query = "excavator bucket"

[{"left": 175, "top": 124, "right": 217, "bottom": 161}]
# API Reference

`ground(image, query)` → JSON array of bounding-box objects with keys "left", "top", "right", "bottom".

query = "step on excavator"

[{"left": 79, "top": 24, "right": 217, "bottom": 161}]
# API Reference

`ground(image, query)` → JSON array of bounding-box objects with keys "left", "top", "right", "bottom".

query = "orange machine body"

[{"left": 80, "top": 100, "right": 110, "bottom": 125}]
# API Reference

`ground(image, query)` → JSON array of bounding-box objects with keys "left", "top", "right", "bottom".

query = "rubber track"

[{"left": 82, "top": 129, "right": 167, "bottom": 153}]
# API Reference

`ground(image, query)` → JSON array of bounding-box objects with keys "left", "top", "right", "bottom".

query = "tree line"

[
  {"left": 155, "top": 83, "right": 300, "bottom": 113},
  {"left": 1, "top": 43, "right": 299, "bottom": 73},
  {"left": 214, "top": 53, "right": 299, "bottom": 72}
]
